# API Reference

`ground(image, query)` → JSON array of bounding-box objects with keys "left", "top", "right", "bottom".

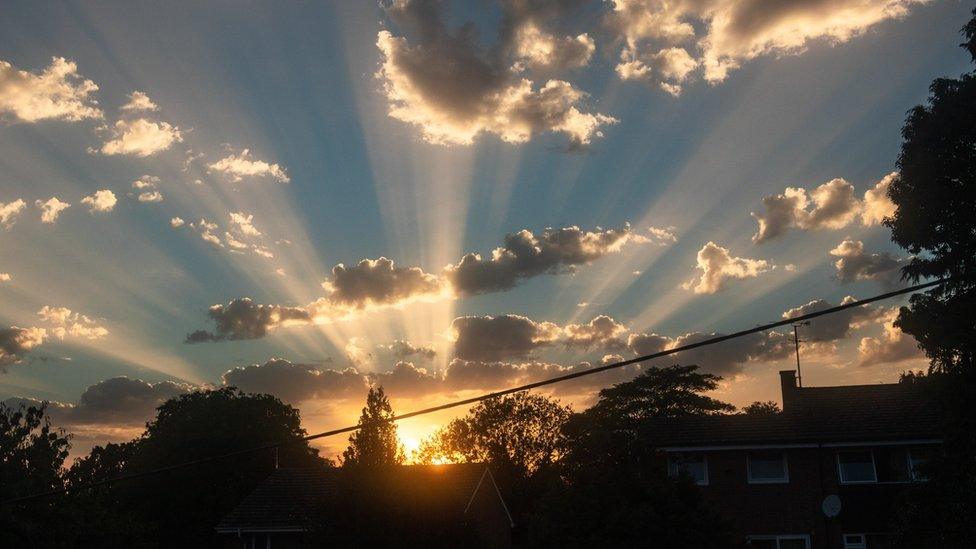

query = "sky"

[{"left": 1, "top": 0, "right": 972, "bottom": 460}]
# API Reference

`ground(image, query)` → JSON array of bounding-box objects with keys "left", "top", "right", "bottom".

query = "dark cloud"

[
  {"left": 829, "top": 239, "right": 902, "bottom": 286},
  {"left": 377, "top": 0, "right": 613, "bottom": 146},
  {"left": 384, "top": 339, "right": 437, "bottom": 361},
  {"left": 445, "top": 224, "right": 640, "bottom": 295},
  {"left": 452, "top": 314, "right": 561, "bottom": 362},
  {"left": 185, "top": 298, "right": 310, "bottom": 343},
  {"left": 0, "top": 326, "right": 46, "bottom": 369},
  {"left": 325, "top": 257, "right": 445, "bottom": 309},
  {"left": 782, "top": 296, "right": 884, "bottom": 343},
  {"left": 2, "top": 376, "right": 192, "bottom": 426},
  {"left": 628, "top": 330, "right": 792, "bottom": 376},
  {"left": 221, "top": 358, "right": 365, "bottom": 404},
  {"left": 369, "top": 361, "right": 441, "bottom": 399}
]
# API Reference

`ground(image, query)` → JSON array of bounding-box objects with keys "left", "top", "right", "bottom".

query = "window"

[
  {"left": 844, "top": 533, "right": 898, "bottom": 548},
  {"left": 838, "top": 451, "right": 877, "bottom": 483},
  {"left": 873, "top": 447, "right": 910, "bottom": 482},
  {"left": 668, "top": 453, "right": 708, "bottom": 485},
  {"left": 908, "top": 448, "right": 934, "bottom": 481},
  {"left": 747, "top": 535, "right": 810, "bottom": 548},
  {"left": 748, "top": 451, "right": 789, "bottom": 483},
  {"left": 843, "top": 534, "right": 867, "bottom": 549}
]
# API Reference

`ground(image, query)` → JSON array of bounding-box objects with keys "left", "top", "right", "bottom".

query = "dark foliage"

[
  {"left": 342, "top": 385, "right": 404, "bottom": 467},
  {"left": 742, "top": 400, "right": 780, "bottom": 415}
]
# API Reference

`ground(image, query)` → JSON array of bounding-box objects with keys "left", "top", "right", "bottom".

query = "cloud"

[
  {"left": 80, "top": 189, "right": 117, "bottom": 213},
  {"left": 607, "top": 0, "right": 926, "bottom": 90},
  {"left": 0, "top": 273, "right": 10, "bottom": 282},
  {"left": 1, "top": 199, "right": 27, "bottom": 229},
  {"left": 221, "top": 358, "right": 365, "bottom": 404},
  {"left": 446, "top": 224, "right": 641, "bottom": 295},
  {"left": 512, "top": 23, "right": 595, "bottom": 73},
  {"left": 752, "top": 173, "right": 899, "bottom": 243},
  {"left": 683, "top": 241, "right": 773, "bottom": 294},
  {"left": 376, "top": 0, "right": 615, "bottom": 147},
  {"left": 563, "top": 315, "right": 628, "bottom": 350},
  {"left": 170, "top": 217, "right": 185, "bottom": 228},
  {"left": 208, "top": 149, "right": 289, "bottom": 183},
  {"left": 229, "top": 212, "right": 261, "bottom": 236},
  {"left": 136, "top": 190, "right": 163, "bottom": 203},
  {"left": 322, "top": 257, "right": 448, "bottom": 310},
  {"left": 369, "top": 361, "right": 441, "bottom": 399},
  {"left": 615, "top": 45, "right": 699, "bottom": 96},
  {"left": 860, "top": 171, "right": 898, "bottom": 225},
  {"left": 452, "top": 314, "right": 561, "bottom": 362},
  {"left": 0, "top": 326, "right": 47, "bottom": 368},
  {"left": 627, "top": 329, "right": 792, "bottom": 376},
  {"left": 95, "top": 118, "right": 183, "bottom": 157},
  {"left": 647, "top": 225, "right": 678, "bottom": 245},
  {"left": 37, "top": 305, "right": 109, "bottom": 340},
  {"left": 189, "top": 222, "right": 645, "bottom": 342},
  {"left": 782, "top": 296, "right": 884, "bottom": 342},
  {"left": 184, "top": 298, "right": 311, "bottom": 343},
  {"left": 35, "top": 197, "right": 70, "bottom": 224},
  {"left": 120, "top": 90, "right": 158, "bottom": 113},
  {"left": 0, "top": 57, "right": 101, "bottom": 122},
  {"left": 3, "top": 376, "right": 192, "bottom": 426},
  {"left": 858, "top": 309, "right": 923, "bottom": 366},
  {"left": 830, "top": 239, "right": 902, "bottom": 286},
  {"left": 384, "top": 339, "right": 437, "bottom": 361}
]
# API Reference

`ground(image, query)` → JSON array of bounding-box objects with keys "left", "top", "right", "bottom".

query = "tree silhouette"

[
  {"left": 529, "top": 365, "right": 733, "bottom": 547},
  {"left": 415, "top": 392, "right": 571, "bottom": 479},
  {"left": 742, "top": 401, "right": 780, "bottom": 415},
  {"left": 342, "top": 386, "right": 404, "bottom": 467},
  {"left": 0, "top": 402, "right": 72, "bottom": 545},
  {"left": 887, "top": 10, "right": 976, "bottom": 546},
  {"left": 886, "top": 8, "right": 976, "bottom": 374}
]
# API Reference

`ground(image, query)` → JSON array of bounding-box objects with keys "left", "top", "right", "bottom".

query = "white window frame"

[
  {"left": 747, "top": 451, "right": 790, "bottom": 484},
  {"left": 746, "top": 534, "right": 811, "bottom": 548},
  {"left": 668, "top": 453, "right": 709, "bottom": 486},
  {"left": 837, "top": 450, "right": 878, "bottom": 484}
]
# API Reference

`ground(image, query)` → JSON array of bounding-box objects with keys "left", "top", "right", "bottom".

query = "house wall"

[
  {"left": 465, "top": 473, "right": 513, "bottom": 549},
  {"left": 689, "top": 445, "right": 930, "bottom": 548}
]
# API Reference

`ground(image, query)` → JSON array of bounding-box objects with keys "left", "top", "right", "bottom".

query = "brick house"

[
  {"left": 645, "top": 370, "right": 943, "bottom": 549},
  {"left": 216, "top": 463, "right": 513, "bottom": 548}
]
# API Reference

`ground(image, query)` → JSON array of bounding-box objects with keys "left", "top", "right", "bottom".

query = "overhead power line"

[{"left": 1, "top": 279, "right": 944, "bottom": 506}]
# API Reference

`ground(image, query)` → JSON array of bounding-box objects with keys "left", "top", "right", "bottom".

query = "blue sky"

[{"left": 1, "top": 0, "right": 972, "bottom": 456}]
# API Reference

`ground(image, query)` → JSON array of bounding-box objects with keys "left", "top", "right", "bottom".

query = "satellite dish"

[{"left": 822, "top": 494, "right": 842, "bottom": 518}]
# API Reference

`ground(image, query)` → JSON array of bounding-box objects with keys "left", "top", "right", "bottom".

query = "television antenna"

[{"left": 792, "top": 321, "right": 810, "bottom": 387}]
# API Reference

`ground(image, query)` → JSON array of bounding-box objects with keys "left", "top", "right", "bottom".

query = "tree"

[
  {"left": 742, "top": 400, "right": 780, "bottom": 415},
  {"left": 886, "top": 8, "right": 976, "bottom": 374},
  {"left": 885, "top": 10, "right": 976, "bottom": 547},
  {"left": 0, "top": 402, "right": 72, "bottom": 546},
  {"left": 528, "top": 365, "right": 734, "bottom": 547},
  {"left": 415, "top": 392, "right": 571, "bottom": 479},
  {"left": 342, "top": 386, "right": 404, "bottom": 467},
  {"left": 65, "top": 387, "right": 326, "bottom": 546}
]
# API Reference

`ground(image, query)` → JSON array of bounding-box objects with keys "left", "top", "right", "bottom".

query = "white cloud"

[
  {"left": 861, "top": 171, "right": 898, "bottom": 225},
  {"left": 170, "top": 217, "right": 185, "bottom": 228},
  {"left": 0, "top": 326, "right": 47, "bottom": 367},
  {"left": 208, "top": 149, "right": 289, "bottom": 183},
  {"left": 37, "top": 305, "right": 108, "bottom": 340},
  {"left": 95, "top": 118, "right": 182, "bottom": 157},
  {"left": 607, "top": 0, "right": 927, "bottom": 90},
  {"left": 0, "top": 199, "right": 27, "bottom": 229},
  {"left": 752, "top": 173, "right": 901, "bottom": 243},
  {"left": 0, "top": 57, "right": 102, "bottom": 123},
  {"left": 120, "top": 90, "right": 158, "bottom": 113},
  {"left": 229, "top": 212, "right": 261, "bottom": 236},
  {"left": 684, "top": 241, "right": 773, "bottom": 294},
  {"left": 136, "top": 190, "right": 163, "bottom": 203},
  {"left": 35, "top": 197, "right": 70, "bottom": 224},
  {"left": 0, "top": 272, "right": 10, "bottom": 282},
  {"left": 513, "top": 24, "right": 595, "bottom": 73},
  {"left": 80, "top": 189, "right": 117, "bottom": 213}
]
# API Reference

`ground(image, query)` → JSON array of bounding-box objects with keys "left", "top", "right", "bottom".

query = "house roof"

[
  {"left": 643, "top": 382, "right": 944, "bottom": 449},
  {"left": 216, "top": 463, "right": 508, "bottom": 534}
]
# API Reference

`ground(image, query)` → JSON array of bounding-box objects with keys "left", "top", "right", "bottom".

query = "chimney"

[{"left": 780, "top": 370, "right": 798, "bottom": 412}]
